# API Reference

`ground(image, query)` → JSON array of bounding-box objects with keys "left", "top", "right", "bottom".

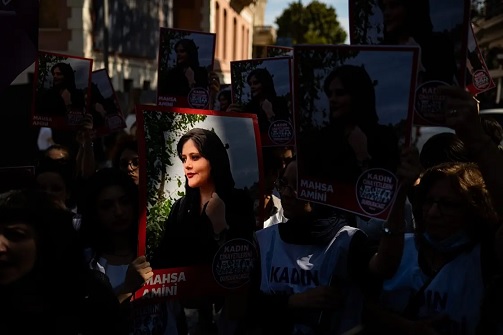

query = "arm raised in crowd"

[
  {"left": 368, "top": 147, "right": 422, "bottom": 279},
  {"left": 75, "top": 113, "right": 96, "bottom": 178},
  {"left": 441, "top": 86, "right": 503, "bottom": 215}
]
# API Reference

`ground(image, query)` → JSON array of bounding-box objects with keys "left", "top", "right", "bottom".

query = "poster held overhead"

[
  {"left": 349, "top": 0, "right": 471, "bottom": 126},
  {"left": 134, "top": 105, "right": 262, "bottom": 301},
  {"left": 31, "top": 51, "right": 93, "bottom": 131},
  {"left": 294, "top": 44, "right": 419, "bottom": 220},
  {"left": 157, "top": 28, "right": 216, "bottom": 109}
]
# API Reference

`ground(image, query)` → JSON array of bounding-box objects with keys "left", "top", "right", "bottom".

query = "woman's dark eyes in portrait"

[{"left": 181, "top": 154, "right": 201, "bottom": 163}]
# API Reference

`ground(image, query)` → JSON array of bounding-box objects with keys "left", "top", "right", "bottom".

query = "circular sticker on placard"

[
  {"left": 212, "top": 238, "right": 257, "bottom": 289},
  {"left": 473, "top": 70, "right": 490, "bottom": 90},
  {"left": 106, "top": 115, "right": 125, "bottom": 131},
  {"left": 355, "top": 168, "right": 398, "bottom": 216},
  {"left": 67, "top": 111, "right": 85, "bottom": 126},
  {"left": 188, "top": 88, "right": 209, "bottom": 109},
  {"left": 414, "top": 80, "right": 448, "bottom": 125},
  {"left": 268, "top": 120, "right": 294, "bottom": 144}
]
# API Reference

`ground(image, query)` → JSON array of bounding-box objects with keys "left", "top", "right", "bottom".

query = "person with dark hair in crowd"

[
  {"left": 0, "top": 189, "right": 125, "bottom": 334},
  {"left": 419, "top": 132, "right": 470, "bottom": 171},
  {"left": 111, "top": 134, "right": 139, "bottom": 185},
  {"left": 79, "top": 168, "right": 154, "bottom": 333},
  {"left": 217, "top": 89, "right": 232, "bottom": 112},
  {"left": 480, "top": 115, "right": 503, "bottom": 150},
  {"left": 244, "top": 68, "right": 290, "bottom": 134}
]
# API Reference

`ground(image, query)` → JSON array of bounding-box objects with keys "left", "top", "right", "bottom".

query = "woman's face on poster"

[
  {"left": 176, "top": 44, "right": 188, "bottom": 65},
  {"left": 327, "top": 77, "right": 351, "bottom": 120},
  {"left": 181, "top": 139, "right": 213, "bottom": 190},
  {"left": 381, "top": 0, "right": 407, "bottom": 34},
  {"left": 52, "top": 66, "right": 65, "bottom": 87},
  {"left": 248, "top": 75, "right": 263, "bottom": 99}
]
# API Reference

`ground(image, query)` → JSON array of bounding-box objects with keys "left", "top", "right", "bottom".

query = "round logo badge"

[
  {"left": 355, "top": 168, "right": 398, "bottom": 216},
  {"left": 414, "top": 80, "right": 448, "bottom": 125},
  {"left": 473, "top": 70, "right": 490, "bottom": 90},
  {"left": 212, "top": 238, "right": 257, "bottom": 289},
  {"left": 106, "top": 115, "right": 125, "bottom": 131},
  {"left": 67, "top": 112, "right": 85, "bottom": 126},
  {"left": 268, "top": 120, "right": 294, "bottom": 145},
  {"left": 187, "top": 88, "right": 210, "bottom": 109}
]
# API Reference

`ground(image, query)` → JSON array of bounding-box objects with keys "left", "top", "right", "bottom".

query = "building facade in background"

[{"left": 15, "top": 0, "right": 259, "bottom": 91}]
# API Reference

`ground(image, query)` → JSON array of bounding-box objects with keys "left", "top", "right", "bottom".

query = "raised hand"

[
  {"left": 226, "top": 103, "right": 245, "bottom": 113},
  {"left": 396, "top": 146, "right": 422, "bottom": 187},
  {"left": 439, "top": 86, "right": 483, "bottom": 143},
  {"left": 347, "top": 125, "right": 371, "bottom": 167},
  {"left": 261, "top": 98, "right": 275, "bottom": 121},
  {"left": 205, "top": 192, "right": 228, "bottom": 234},
  {"left": 184, "top": 66, "right": 196, "bottom": 87},
  {"left": 123, "top": 255, "right": 153, "bottom": 293},
  {"left": 61, "top": 88, "right": 72, "bottom": 106}
]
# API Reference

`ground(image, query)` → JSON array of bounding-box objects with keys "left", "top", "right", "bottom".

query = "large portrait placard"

[
  {"left": 134, "top": 106, "right": 262, "bottom": 301},
  {"left": 31, "top": 51, "right": 93, "bottom": 130},
  {"left": 90, "top": 69, "right": 126, "bottom": 136},
  {"left": 157, "top": 28, "right": 216, "bottom": 109},
  {"left": 294, "top": 45, "right": 418, "bottom": 220},
  {"left": 349, "top": 0, "right": 471, "bottom": 126}
]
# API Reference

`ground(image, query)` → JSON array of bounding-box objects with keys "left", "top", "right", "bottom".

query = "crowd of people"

[{"left": 2, "top": 2, "right": 503, "bottom": 335}]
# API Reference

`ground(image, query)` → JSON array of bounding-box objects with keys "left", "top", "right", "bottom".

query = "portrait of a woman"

[
  {"left": 152, "top": 128, "right": 255, "bottom": 269},
  {"left": 301, "top": 64, "right": 400, "bottom": 182},
  {"left": 244, "top": 68, "right": 289, "bottom": 134},
  {"left": 160, "top": 38, "right": 209, "bottom": 97},
  {"left": 377, "top": 0, "right": 458, "bottom": 85},
  {"left": 38, "top": 62, "right": 86, "bottom": 117}
]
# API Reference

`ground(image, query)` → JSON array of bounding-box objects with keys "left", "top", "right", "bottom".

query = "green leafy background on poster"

[
  {"left": 143, "top": 110, "right": 207, "bottom": 259},
  {"left": 295, "top": 47, "right": 361, "bottom": 132},
  {"left": 351, "top": 0, "right": 381, "bottom": 44}
]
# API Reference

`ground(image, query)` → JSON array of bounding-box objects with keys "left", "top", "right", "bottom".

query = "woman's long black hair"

[{"left": 51, "top": 62, "right": 77, "bottom": 91}]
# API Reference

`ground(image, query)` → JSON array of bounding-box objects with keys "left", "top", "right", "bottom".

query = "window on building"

[
  {"left": 245, "top": 28, "right": 249, "bottom": 58},
  {"left": 233, "top": 18, "right": 238, "bottom": 60},
  {"left": 39, "top": 0, "right": 59, "bottom": 29},
  {"left": 123, "top": 79, "right": 134, "bottom": 93},
  {"left": 143, "top": 80, "right": 151, "bottom": 91},
  {"left": 242, "top": 25, "right": 245, "bottom": 60},
  {"left": 223, "top": 9, "right": 227, "bottom": 60},
  {"left": 216, "top": 2, "right": 220, "bottom": 58}
]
